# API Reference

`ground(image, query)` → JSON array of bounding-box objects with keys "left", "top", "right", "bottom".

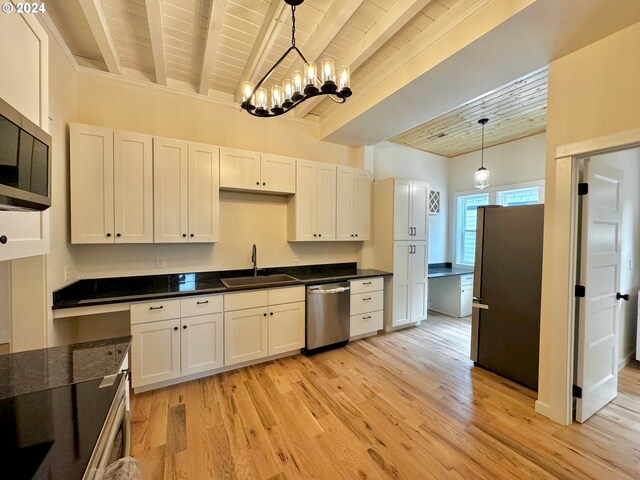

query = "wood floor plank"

[{"left": 131, "top": 312, "right": 640, "bottom": 479}]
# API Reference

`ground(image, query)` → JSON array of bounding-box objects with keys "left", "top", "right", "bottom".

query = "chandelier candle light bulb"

[{"left": 240, "top": 0, "right": 352, "bottom": 117}]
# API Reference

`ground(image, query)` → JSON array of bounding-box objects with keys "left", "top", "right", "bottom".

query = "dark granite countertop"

[
  {"left": 427, "top": 262, "right": 474, "bottom": 279},
  {"left": 0, "top": 336, "right": 131, "bottom": 400},
  {"left": 53, "top": 263, "right": 392, "bottom": 310}
]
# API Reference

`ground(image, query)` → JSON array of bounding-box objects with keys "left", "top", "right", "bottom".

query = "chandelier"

[
  {"left": 240, "top": 0, "right": 352, "bottom": 117},
  {"left": 474, "top": 118, "right": 490, "bottom": 189}
]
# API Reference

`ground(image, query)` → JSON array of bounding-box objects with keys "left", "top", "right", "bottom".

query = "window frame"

[{"left": 452, "top": 180, "right": 545, "bottom": 267}]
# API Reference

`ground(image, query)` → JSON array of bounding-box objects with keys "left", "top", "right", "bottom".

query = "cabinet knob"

[
  {"left": 262, "top": 182, "right": 266, "bottom": 186},
  {"left": 183, "top": 325, "right": 188, "bottom": 329},
  {"left": 173, "top": 326, "right": 178, "bottom": 331},
  {"left": 0, "top": 235, "right": 6, "bottom": 245},
  {"left": 116, "top": 233, "right": 121, "bottom": 238},
  {"left": 318, "top": 234, "right": 322, "bottom": 237},
  {"left": 256, "top": 181, "right": 260, "bottom": 185},
  {"left": 190, "top": 233, "right": 195, "bottom": 238},
  {"left": 313, "top": 234, "right": 317, "bottom": 237},
  {"left": 355, "top": 234, "right": 358, "bottom": 237},
  {"left": 351, "top": 234, "right": 354, "bottom": 237},
  {"left": 182, "top": 234, "right": 187, "bottom": 238},
  {"left": 263, "top": 313, "right": 267, "bottom": 317},
  {"left": 270, "top": 312, "right": 273, "bottom": 316},
  {"left": 106, "top": 233, "right": 112, "bottom": 238}
]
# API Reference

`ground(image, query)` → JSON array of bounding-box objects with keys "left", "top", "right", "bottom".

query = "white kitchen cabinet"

[
  {"left": 71, "top": 125, "right": 154, "bottom": 244},
  {"left": 373, "top": 178, "right": 430, "bottom": 331},
  {"left": 131, "top": 318, "right": 181, "bottom": 388},
  {"left": 393, "top": 178, "right": 429, "bottom": 241},
  {"left": 288, "top": 159, "right": 336, "bottom": 241},
  {"left": 224, "top": 307, "right": 269, "bottom": 366},
  {"left": 154, "top": 138, "right": 219, "bottom": 243},
  {"left": 224, "top": 286, "right": 305, "bottom": 365},
  {"left": 336, "top": 166, "right": 372, "bottom": 241},
  {"left": 181, "top": 313, "right": 224, "bottom": 376},
  {"left": 220, "top": 148, "right": 296, "bottom": 194},
  {"left": 429, "top": 273, "right": 474, "bottom": 318},
  {"left": 350, "top": 277, "right": 384, "bottom": 339},
  {"left": 130, "top": 294, "right": 224, "bottom": 389}
]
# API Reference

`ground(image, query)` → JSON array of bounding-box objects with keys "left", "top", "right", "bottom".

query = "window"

[{"left": 454, "top": 183, "right": 544, "bottom": 266}]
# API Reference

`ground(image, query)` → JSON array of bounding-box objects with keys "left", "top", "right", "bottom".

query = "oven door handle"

[
  {"left": 123, "top": 409, "right": 131, "bottom": 457},
  {"left": 96, "top": 400, "right": 126, "bottom": 474}
]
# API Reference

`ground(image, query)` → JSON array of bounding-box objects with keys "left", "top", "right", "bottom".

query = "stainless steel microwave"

[{"left": 0, "top": 97, "right": 51, "bottom": 210}]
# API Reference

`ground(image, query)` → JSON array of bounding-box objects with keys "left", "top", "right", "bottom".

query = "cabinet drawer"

[
  {"left": 350, "top": 291, "right": 383, "bottom": 315},
  {"left": 131, "top": 299, "right": 181, "bottom": 324},
  {"left": 350, "top": 311, "right": 383, "bottom": 338},
  {"left": 224, "top": 290, "right": 268, "bottom": 311},
  {"left": 350, "top": 277, "right": 383, "bottom": 294},
  {"left": 180, "top": 294, "right": 223, "bottom": 317},
  {"left": 460, "top": 274, "right": 474, "bottom": 286},
  {"left": 268, "top": 286, "right": 305, "bottom": 305}
]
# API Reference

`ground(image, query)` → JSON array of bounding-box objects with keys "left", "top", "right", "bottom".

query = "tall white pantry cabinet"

[{"left": 372, "top": 178, "right": 429, "bottom": 330}]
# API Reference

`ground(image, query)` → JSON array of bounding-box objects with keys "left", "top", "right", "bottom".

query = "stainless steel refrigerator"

[{"left": 470, "top": 204, "right": 544, "bottom": 390}]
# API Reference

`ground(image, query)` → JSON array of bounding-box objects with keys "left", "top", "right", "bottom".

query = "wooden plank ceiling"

[
  {"left": 389, "top": 67, "right": 548, "bottom": 157},
  {"left": 45, "top": 0, "right": 495, "bottom": 121}
]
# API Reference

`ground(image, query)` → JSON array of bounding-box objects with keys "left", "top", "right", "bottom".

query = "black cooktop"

[{"left": 0, "top": 374, "right": 122, "bottom": 480}]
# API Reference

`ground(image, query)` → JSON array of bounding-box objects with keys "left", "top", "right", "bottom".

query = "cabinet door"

[
  {"left": 224, "top": 307, "right": 268, "bottom": 366},
  {"left": 181, "top": 313, "right": 224, "bottom": 376},
  {"left": 219, "top": 148, "right": 261, "bottom": 191},
  {"left": 412, "top": 180, "right": 429, "bottom": 240},
  {"left": 70, "top": 124, "right": 114, "bottom": 244},
  {"left": 393, "top": 179, "right": 412, "bottom": 240},
  {"left": 261, "top": 154, "right": 296, "bottom": 193},
  {"left": 153, "top": 138, "right": 188, "bottom": 243},
  {"left": 113, "top": 131, "right": 153, "bottom": 243},
  {"left": 336, "top": 166, "right": 354, "bottom": 241},
  {"left": 291, "top": 159, "right": 318, "bottom": 241},
  {"left": 131, "top": 319, "right": 181, "bottom": 388},
  {"left": 460, "top": 286, "right": 473, "bottom": 317},
  {"left": 354, "top": 169, "right": 372, "bottom": 240},
  {"left": 410, "top": 242, "right": 428, "bottom": 323},
  {"left": 316, "top": 162, "right": 336, "bottom": 240},
  {"left": 188, "top": 143, "right": 219, "bottom": 243},
  {"left": 268, "top": 302, "right": 305, "bottom": 355},
  {"left": 392, "top": 243, "right": 412, "bottom": 327}
]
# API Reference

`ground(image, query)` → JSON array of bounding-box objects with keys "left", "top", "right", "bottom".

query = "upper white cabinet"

[
  {"left": 394, "top": 179, "right": 429, "bottom": 241},
  {"left": 220, "top": 148, "right": 295, "bottom": 194},
  {"left": 288, "top": 159, "right": 336, "bottom": 241},
  {"left": 336, "top": 166, "right": 372, "bottom": 241},
  {"left": 154, "top": 138, "right": 219, "bottom": 243},
  {"left": 71, "top": 124, "right": 153, "bottom": 244}
]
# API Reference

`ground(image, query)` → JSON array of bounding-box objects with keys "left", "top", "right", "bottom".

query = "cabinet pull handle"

[
  {"left": 363, "top": 315, "right": 372, "bottom": 319},
  {"left": 363, "top": 282, "right": 372, "bottom": 285},
  {"left": 0, "top": 235, "right": 6, "bottom": 245},
  {"left": 173, "top": 326, "right": 178, "bottom": 331},
  {"left": 196, "top": 300, "right": 209, "bottom": 305},
  {"left": 149, "top": 306, "right": 164, "bottom": 310},
  {"left": 363, "top": 297, "right": 372, "bottom": 301}
]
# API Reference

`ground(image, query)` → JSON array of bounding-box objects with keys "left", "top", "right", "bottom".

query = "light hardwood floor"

[{"left": 130, "top": 313, "right": 640, "bottom": 479}]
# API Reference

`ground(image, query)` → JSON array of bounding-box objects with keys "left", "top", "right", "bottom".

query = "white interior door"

[{"left": 576, "top": 159, "right": 623, "bottom": 423}]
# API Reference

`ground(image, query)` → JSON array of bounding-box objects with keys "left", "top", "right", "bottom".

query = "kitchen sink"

[{"left": 221, "top": 274, "right": 299, "bottom": 289}]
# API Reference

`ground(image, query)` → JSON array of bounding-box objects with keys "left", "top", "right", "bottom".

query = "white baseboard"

[
  {"left": 618, "top": 350, "right": 636, "bottom": 372},
  {"left": 0, "top": 330, "right": 9, "bottom": 344}
]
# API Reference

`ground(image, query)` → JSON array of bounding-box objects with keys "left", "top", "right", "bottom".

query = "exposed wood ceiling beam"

[
  {"left": 295, "top": 0, "right": 434, "bottom": 118},
  {"left": 233, "top": 1, "right": 288, "bottom": 103},
  {"left": 78, "top": 0, "right": 122, "bottom": 75},
  {"left": 199, "top": 0, "right": 228, "bottom": 95},
  {"left": 144, "top": 0, "right": 167, "bottom": 85},
  {"left": 279, "top": 0, "right": 366, "bottom": 84}
]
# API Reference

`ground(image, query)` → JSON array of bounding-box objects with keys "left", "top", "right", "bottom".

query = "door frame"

[{"left": 537, "top": 127, "right": 640, "bottom": 426}]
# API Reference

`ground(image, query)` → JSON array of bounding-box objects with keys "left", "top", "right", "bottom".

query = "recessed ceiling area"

[{"left": 389, "top": 67, "right": 547, "bottom": 157}]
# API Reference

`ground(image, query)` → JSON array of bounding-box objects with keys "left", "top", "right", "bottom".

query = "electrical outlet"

[
  {"left": 64, "top": 265, "right": 71, "bottom": 282},
  {"left": 156, "top": 257, "right": 165, "bottom": 268}
]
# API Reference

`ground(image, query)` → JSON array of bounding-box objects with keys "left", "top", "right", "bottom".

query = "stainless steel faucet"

[{"left": 251, "top": 244, "right": 257, "bottom": 277}]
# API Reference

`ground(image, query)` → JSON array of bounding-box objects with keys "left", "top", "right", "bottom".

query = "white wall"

[
  {"left": 594, "top": 148, "right": 640, "bottom": 369},
  {"left": 372, "top": 142, "right": 449, "bottom": 263},
  {"left": 448, "top": 133, "right": 546, "bottom": 193},
  {"left": 0, "top": 261, "right": 10, "bottom": 344}
]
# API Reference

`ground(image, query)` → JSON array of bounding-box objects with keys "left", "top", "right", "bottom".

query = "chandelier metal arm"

[
  {"left": 251, "top": 45, "right": 308, "bottom": 97},
  {"left": 244, "top": 90, "right": 346, "bottom": 118}
]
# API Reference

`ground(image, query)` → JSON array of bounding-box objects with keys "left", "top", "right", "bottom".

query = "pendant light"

[
  {"left": 475, "top": 118, "right": 490, "bottom": 189},
  {"left": 240, "top": 0, "right": 352, "bottom": 118}
]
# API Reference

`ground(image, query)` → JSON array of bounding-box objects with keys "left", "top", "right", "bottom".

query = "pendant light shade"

[{"left": 475, "top": 118, "right": 490, "bottom": 189}]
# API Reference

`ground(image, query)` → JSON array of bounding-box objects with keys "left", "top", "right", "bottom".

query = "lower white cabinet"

[
  {"left": 130, "top": 294, "right": 223, "bottom": 388},
  {"left": 349, "top": 277, "right": 384, "bottom": 339},
  {"left": 428, "top": 273, "right": 474, "bottom": 318},
  {"left": 224, "top": 286, "right": 305, "bottom": 366},
  {"left": 389, "top": 242, "right": 428, "bottom": 328}
]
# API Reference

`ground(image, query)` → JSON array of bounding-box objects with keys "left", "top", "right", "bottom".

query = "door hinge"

[
  {"left": 572, "top": 384, "right": 583, "bottom": 399},
  {"left": 578, "top": 183, "right": 589, "bottom": 195},
  {"left": 575, "top": 285, "right": 586, "bottom": 297}
]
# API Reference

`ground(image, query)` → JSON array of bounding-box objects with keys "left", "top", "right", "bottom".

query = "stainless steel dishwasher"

[{"left": 304, "top": 282, "right": 350, "bottom": 354}]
